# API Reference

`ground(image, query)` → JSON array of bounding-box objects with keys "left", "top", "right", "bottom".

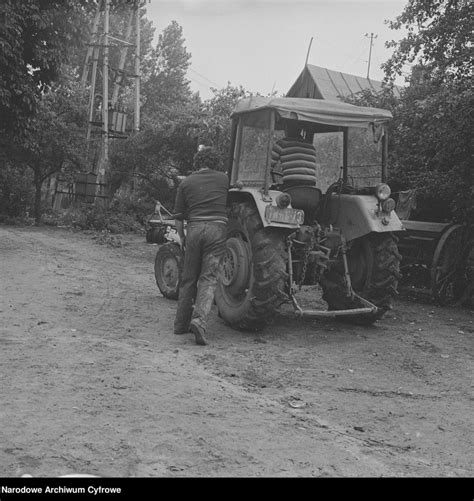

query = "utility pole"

[
  {"left": 111, "top": 9, "right": 134, "bottom": 107},
  {"left": 134, "top": 1, "right": 141, "bottom": 133},
  {"left": 80, "top": 0, "right": 142, "bottom": 203},
  {"left": 100, "top": 0, "right": 110, "bottom": 185},
  {"left": 365, "top": 32, "right": 377, "bottom": 79}
]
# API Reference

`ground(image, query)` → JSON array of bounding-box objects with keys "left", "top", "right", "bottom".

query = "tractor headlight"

[
  {"left": 276, "top": 192, "right": 292, "bottom": 208},
  {"left": 381, "top": 198, "right": 396, "bottom": 213},
  {"left": 375, "top": 183, "right": 391, "bottom": 201}
]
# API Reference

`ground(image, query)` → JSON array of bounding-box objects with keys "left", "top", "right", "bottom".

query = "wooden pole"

[
  {"left": 86, "top": 43, "right": 100, "bottom": 144},
  {"left": 111, "top": 9, "right": 134, "bottom": 107},
  {"left": 342, "top": 128, "right": 349, "bottom": 183},
  {"left": 101, "top": 0, "right": 109, "bottom": 176},
  {"left": 264, "top": 110, "right": 275, "bottom": 195},
  {"left": 305, "top": 37, "right": 313, "bottom": 67},
  {"left": 134, "top": 3, "right": 141, "bottom": 132},
  {"left": 365, "top": 32, "right": 377, "bottom": 80}
]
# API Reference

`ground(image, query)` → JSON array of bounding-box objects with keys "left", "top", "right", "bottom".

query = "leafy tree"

[
  {"left": 0, "top": 163, "right": 34, "bottom": 221},
  {"left": 391, "top": 78, "right": 472, "bottom": 221},
  {"left": 0, "top": 0, "right": 95, "bottom": 136},
  {"left": 4, "top": 75, "right": 89, "bottom": 224},
  {"left": 364, "top": 0, "right": 474, "bottom": 223},
  {"left": 140, "top": 20, "right": 193, "bottom": 124},
  {"left": 109, "top": 81, "right": 252, "bottom": 206},
  {"left": 199, "top": 83, "right": 251, "bottom": 169},
  {"left": 109, "top": 99, "right": 202, "bottom": 208},
  {"left": 109, "top": 20, "right": 199, "bottom": 207},
  {"left": 383, "top": 0, "right": 472, "bottom": 84}
]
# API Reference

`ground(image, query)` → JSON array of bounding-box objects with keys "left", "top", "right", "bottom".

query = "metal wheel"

[
  {"left": 220, "top": 237, "right": 251, "bottom": 297},
  {"left": 430, "top": 224, "right": 469, "bottom": 305},
  {"left": 154, "top": 242, "right": 184, "bottom": 300}
]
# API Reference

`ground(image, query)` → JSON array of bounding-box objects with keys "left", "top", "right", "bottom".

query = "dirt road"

[{"left": 0, "top": 225, "right": 472, "bottom": 477}]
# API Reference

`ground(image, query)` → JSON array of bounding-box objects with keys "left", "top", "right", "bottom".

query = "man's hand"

[{"left": 175, "top": 219, "right": 185, "bottom": 251}]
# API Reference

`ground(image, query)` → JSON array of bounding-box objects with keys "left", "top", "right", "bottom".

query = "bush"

[
  {"left": 0, "top": 165, "right": 34, "bottom": 218},
  {"left": 44, "top": 200, "right": 146, "bottom": 234},
  {"left": 108, "top": 194, "right": 155, "bottom": 226}
]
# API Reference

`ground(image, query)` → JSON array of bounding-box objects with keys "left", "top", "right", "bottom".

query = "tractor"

[{"left": 155, "top": 96, "right": 403, "bottom": 330}]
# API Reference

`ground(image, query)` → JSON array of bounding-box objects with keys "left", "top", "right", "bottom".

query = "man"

[
  {"left": 173, "top": 147, "right": 229, "bottom": 345},
  {"left": 271, "top": 121, "right": 318, "bottom": 187}
]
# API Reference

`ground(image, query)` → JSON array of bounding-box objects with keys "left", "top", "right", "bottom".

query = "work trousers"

[{"left": 174, "top": 221, "right": 227, "bottom": 334}]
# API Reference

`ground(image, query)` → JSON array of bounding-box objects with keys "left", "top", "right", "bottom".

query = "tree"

[
  {"left": 108, "top": 20, "right": 198, "bottom": 206},
  {"left": 5, "top": 75, "right": 89, "bottom": 224},
  {"left": 109, "top": 112, "right": 200, "bottom": 209},
  {"left": 199, "top": 83, "right": 251, "bottom": 168},
  {"left": 383, "top": 0, "right": 473, "bottom": 84},
  {"left": 108, "top": 22, "right": 254, "bottom": 210},
  {"left": 140, "top": 20, "right": 193, "bottom": 124},
  {"left": 370, "top": 0, "right": 474, "bottom": 222},
  {"left": 108, "top": 81, "right": 252, "bottom": 206},
  {"left": 0, "top": 0, "right": 94, "bottom": 136}
]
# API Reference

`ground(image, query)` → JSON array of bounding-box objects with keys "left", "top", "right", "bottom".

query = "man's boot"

[{"left": 189, "top": 321, "right": 207, "bottom": 346}]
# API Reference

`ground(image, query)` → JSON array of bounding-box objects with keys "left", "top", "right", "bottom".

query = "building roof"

[{"left": 287, "top": 64, "right": 401, "bottom": 101}]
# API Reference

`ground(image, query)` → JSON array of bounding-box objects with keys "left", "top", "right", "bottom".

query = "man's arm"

[
  {"left": 175, "top": 219, "right": 185, "bottom": 250},
  {"left": 173, "top": 183, "right": 187, "bottom": 250}
]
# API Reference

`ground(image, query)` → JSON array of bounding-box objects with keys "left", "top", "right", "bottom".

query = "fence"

[{"left": 53, "top": 173, "right": 108, "bottom": 209}]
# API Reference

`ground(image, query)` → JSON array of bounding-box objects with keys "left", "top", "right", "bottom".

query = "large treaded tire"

[
  {"left": 321, "top": 233, "right": 401, "bottom": 324},
  {"left": 215, "top": 202, "right": 289, "bottom": 331}
]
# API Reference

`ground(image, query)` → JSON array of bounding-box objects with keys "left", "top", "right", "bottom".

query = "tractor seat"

[{"left": 283, "top": 185, "right": 322, "bottom": 225}]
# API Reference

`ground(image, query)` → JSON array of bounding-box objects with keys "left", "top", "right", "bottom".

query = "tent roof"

[
  {"left": 232, "top": 96, "right": 392, "bottom": 128},
  {"left": 287, "top": 64, "right": 401, "bottom": 101}
]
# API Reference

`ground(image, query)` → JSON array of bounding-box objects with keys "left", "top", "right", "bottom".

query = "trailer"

[{"left": 396, "top": 191, "right": 471, "bottom": 305}]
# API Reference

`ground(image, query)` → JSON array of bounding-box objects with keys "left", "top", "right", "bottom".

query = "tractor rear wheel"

[
  {"left": 321, "top": 233, "right": 401, "bottom": 324},
  {"left": 215, "top": 202, "right": 289, "bottom": 331}
]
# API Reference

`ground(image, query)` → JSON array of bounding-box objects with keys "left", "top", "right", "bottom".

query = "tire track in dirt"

[{"left": 1, "top": 226, "right": 472, "bottom": 477}]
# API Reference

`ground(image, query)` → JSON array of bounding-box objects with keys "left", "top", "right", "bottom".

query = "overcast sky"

[{"left": 145, "top": 0, "right": 409, "bottom": 100}]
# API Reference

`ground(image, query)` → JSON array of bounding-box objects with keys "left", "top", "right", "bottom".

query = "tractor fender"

[
  {"left": 324, "top": 194, "right": 404, "bottom": 242},
  {"left": 227, "top": 187, "right": 303, "bottom": 229}
]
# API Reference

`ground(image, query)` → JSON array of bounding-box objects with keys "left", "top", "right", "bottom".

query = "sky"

[{"left": 144, "top": 0, "right": 409, "bottom": 100}]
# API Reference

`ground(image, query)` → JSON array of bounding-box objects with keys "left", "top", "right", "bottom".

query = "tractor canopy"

[
  {"left": 229, "top": 96, "right": 393, "bottom": 191},
  {"left": 231, "top": 96, "right": 392, "bottom": 129}
]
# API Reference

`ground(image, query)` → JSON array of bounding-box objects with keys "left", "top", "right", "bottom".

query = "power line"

[
  {"left": 187, "top": 75, "right": 213, "bottom": 89},
  {"left": 188, "top": 67, "right": 220, "bottom": 87}
]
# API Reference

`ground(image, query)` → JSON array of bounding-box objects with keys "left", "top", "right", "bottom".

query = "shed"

[{"left": 287, "top": 64, "right": 401, "bottom": 101}]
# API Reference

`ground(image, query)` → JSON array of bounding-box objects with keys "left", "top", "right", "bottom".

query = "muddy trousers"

[{"left": 174, "top": 221, "right": 227, "bottom": 334}]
